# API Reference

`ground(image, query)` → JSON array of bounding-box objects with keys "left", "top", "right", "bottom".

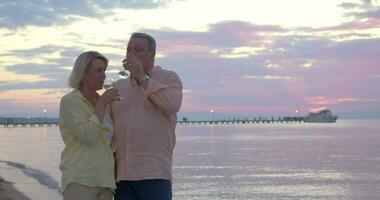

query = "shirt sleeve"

[
  {"left": 59, "top": 96, "right": 111, "bottom": 145},
  {"left": 144, "top": 72, "right": 183, "bottom": 116}
]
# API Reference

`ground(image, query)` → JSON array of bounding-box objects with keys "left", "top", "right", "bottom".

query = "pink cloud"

[
  {"left": 146, "top": 21, "right": 286, "bottom": 57},
  {"left": 305, "top": 96, "right": 377, "bottom": 105},
  {"left": 319, "top": 18, "right": 380, "bottom": 31}
]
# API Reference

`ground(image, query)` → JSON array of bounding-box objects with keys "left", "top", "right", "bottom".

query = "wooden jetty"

[
  {"left": 0, "top": 116, "right": 305, "bottom": 127},
  {"left": 177, "top": 117, "right": 305, "bottom": 125},
  {"left": 0, "top": 118, "right": 59, "bottom": 128}
]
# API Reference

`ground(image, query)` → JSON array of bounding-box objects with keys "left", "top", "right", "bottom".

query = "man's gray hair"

[
  {"left": 68, "top": 51, "right": 108, "bottom": 89},
  {"left": 130, "top": 32, "right": 156, "bottom": 56}
]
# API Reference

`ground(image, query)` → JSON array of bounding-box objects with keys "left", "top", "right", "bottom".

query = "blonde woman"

[{"left": 59, "top": 51, "right": 119, "bottom": 200}]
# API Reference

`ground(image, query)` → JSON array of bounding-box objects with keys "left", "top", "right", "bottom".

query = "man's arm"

[{"left": 142, "top": 72, "right": 183, "bottom": 116}]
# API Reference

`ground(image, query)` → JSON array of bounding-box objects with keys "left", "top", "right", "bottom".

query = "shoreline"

[{"left": 0, "top": 176, "right": 31, "bottom": 200}]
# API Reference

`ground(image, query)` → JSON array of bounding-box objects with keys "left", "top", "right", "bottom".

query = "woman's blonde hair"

[{"left": 68, "top": 51, "right": 108, "bottom": 89}]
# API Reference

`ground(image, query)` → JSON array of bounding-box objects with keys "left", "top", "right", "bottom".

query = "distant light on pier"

[{"left": 43, "top": 108, "right": 47, "bottom": 123}]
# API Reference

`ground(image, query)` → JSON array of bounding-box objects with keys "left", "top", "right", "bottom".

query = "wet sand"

[{"left": 0, "top": 176, "right": 31, "bottom": 200}]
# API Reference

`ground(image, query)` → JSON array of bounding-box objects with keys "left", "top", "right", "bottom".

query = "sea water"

[{"left": 0, "top": 120, "right": 379, "bottom": 200}]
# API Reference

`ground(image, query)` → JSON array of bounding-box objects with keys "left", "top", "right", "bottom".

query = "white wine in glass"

[
  {"left": 119, "top": 58, "right": 130, "bottom": 79},
  {"left": 103, "top": 77, "right": 122, "bottom": 100},
  {"left": 103, "top": 77, "right": 115, "bottom": 89}
]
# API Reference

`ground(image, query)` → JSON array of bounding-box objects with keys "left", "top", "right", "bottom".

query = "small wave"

[{"left": 0, "top": 160, "right": 59, "bottom": 190}]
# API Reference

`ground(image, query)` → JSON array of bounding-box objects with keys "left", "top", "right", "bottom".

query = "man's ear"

[
  {"left": 150, "top": 51, "right": 155, "bottom": 59},
  {"left": 149, "top": 52, "right": 155, "bottom": 63}
]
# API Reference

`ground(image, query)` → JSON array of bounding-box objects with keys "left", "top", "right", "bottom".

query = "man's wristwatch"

[{"left": 138, "top": 74, "right": 150, "bottom": 85}]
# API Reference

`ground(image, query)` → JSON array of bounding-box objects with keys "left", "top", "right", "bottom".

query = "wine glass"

[
  {"left": 103, "top": 77, "right": 122, "bottom": 100},
  {"left": 119, "top": 58, "right": 130, "bottom": 79},
  {"left": 104, "top": 77, "right": 115, "bottom": 89}
]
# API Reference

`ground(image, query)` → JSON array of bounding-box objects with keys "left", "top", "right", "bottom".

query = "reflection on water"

[
  {"left": 173, "top": 120, "right": 380, "bottom": 200},
  {"left": 0, "top": 120, "right": 380, "bottom": 199}
]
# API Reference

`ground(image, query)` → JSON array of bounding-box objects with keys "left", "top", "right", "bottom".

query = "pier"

[
  {"left": 0, "top": 117, "right": 59, "bottom": 127},
  {"left": 177, "top": 117, "right": 305, "bottom": 125},
  {"left": 0, "top": 116, "right": 305, "bottom": 127}
]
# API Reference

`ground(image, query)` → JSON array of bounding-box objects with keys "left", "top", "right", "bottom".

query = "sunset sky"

[{"left": 0, "top": 0, "right": 379, "bottom": 119}]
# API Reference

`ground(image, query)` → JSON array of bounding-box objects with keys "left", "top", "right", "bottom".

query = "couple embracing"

[{"left": 58, "top": 33, "right": 183, "bottom": 200}]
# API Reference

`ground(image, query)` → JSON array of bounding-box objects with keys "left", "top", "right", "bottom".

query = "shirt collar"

[{"left": 73, "top": 89, "right": 99, "bottom": 108}]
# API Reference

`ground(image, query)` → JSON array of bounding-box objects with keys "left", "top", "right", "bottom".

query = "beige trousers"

[{"left": 62, "top": 183, "right": 113, "bottom": 200}]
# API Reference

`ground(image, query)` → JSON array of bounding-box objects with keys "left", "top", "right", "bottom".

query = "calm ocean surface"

[{"left": 0, "top": 120, "right": 379, "bottom": 200}]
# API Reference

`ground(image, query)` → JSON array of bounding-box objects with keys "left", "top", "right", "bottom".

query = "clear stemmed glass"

[
  {"left": 103, "top": 77, "right": 122, "bottom": 100},
  {"left": 104, "top": 77, "right": 116, "bottom": 89},
  {"left": 119, "top": 59, "right": 130, "bottom": 79}
]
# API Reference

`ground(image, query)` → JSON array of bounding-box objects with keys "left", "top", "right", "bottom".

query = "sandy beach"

[{"left": 0, "top": 176, "right": 31, "bottom": 200}]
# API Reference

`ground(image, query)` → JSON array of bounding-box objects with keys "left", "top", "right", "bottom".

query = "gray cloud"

[
  {"left": 2, "top": 45, "right": 63, "bottom": 57},
  {"left": 5, "top": 63, "right": 65, "bottom": 77},
  {"left": 140, "top": 21, "right": 286, "bottom": 49},
  {"left": 0, "top": 0, "right": 180, "bottom": 29},
  {"left": 1, "top": 19, "right": 379, "bottom": 118},
  {"left": 0, "top": 44, "right": 127, "bottom": 91},
  {"left": 0, "top": 63, "right": 70, "bottom": 90},
  {"left": 147, "top": 22, "right": 380, "bottom": 116},
  {"left": 338, "top": 2, "right": 362, "bottom": 9},
  {"left": 361, "top": 0, "right": 374, "bottom": 5},
  {"left": 275, "top": 36, "right": 380, "bottom": 61},
  {"left": 355, "top": 7, "right": 380, "bottom": 18},
  {"left": 59, "top": 49, "right": 85, "bottom": 59},
  {"left": 313, "top": 1, "right": 380, "bottom": 31},
  {"left": 0, "top": 45, "right": 78, "bottom": 89},
  {"left": 146, "top": 20, "right": 380, "bottom": 83},
  {"left": 0, "top": 44, "right": 84, "bottom": 59},
  {"left": 0, "top": 79, "right": 67, "bottom": 90},
  {"left": 2, "top": 62, "right": 70, "bottom": 90},
  {"left": 340, "top": 0, "right": 380, "bottom": 20}
]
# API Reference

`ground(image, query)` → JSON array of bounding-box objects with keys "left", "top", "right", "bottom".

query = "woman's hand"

[
  {"left": 99, "top": 88, "right": 120, "bottom": 105},
  {"left": 94, "top": 88, "right": 120, "bottom": 122}
]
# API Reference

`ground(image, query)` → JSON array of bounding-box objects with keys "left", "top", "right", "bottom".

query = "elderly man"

[{"left": 111, "top": 33, "right": 183, "bottom": 200}]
